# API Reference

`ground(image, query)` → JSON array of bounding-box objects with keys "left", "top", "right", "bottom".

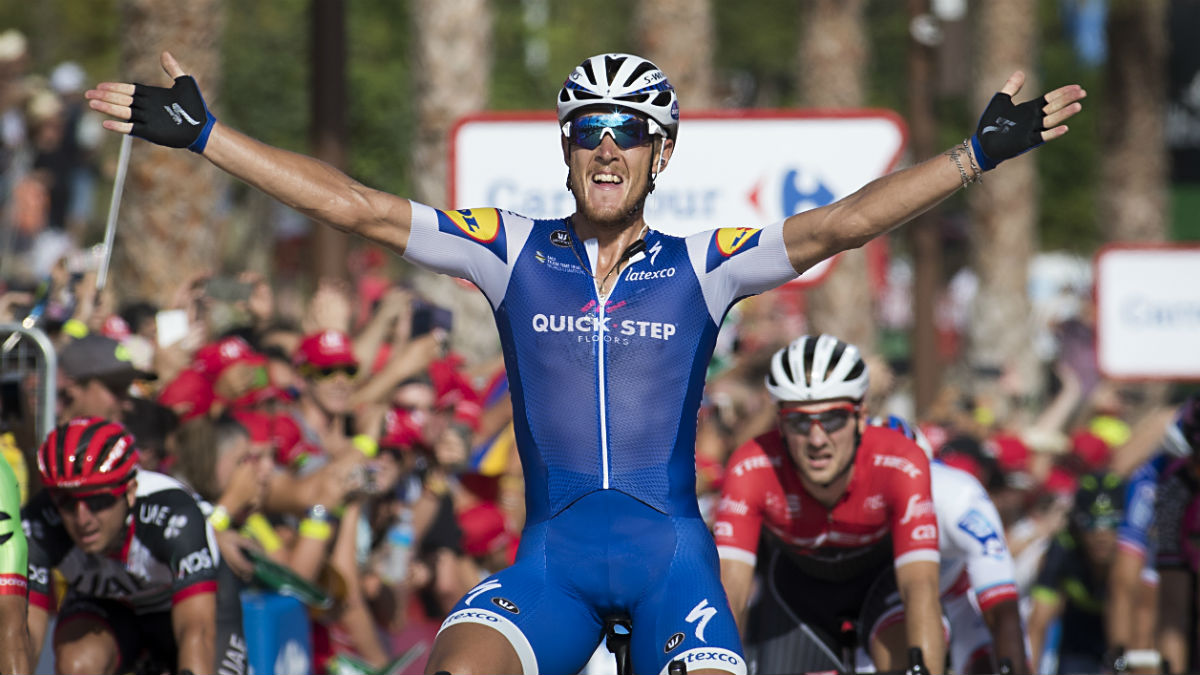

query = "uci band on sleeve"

[
  {"left": 0, "top": 455, "right": 26, "bottom": 596},
  {"left": 402, "top": 202, "right": 795, "bottom": 523}
]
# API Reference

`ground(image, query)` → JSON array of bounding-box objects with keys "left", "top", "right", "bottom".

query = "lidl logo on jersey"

[
  {"left": 705, "top": 227, "right": 761, "bottom": 272},
  {"left": 437, "top": 208, "right": 508, "bottom": 262}
]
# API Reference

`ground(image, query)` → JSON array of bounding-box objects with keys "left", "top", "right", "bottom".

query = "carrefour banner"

[{"left": 450, "top": 110, "right": 906, "bottom": 284}]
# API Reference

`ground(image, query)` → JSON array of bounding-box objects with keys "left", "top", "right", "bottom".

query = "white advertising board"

[
  {"left": 450, "top": 110, "right": 906, "bottom": 286},
  {"left": 1096, "top": 245, "right": 1200, "bottom": 380}
]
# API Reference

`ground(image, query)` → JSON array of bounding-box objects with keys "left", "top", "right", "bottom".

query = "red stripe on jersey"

[
  {"left": 173, "top": 580, "right": 217, "bottom": 605},
  {"left": 29, "top": 589, "right": 55, "bottom": 611},
  {"left": 0, "top": 573, "right": 26, "bottom": 595},
  {"left": 975, "top": 582, "right": 1020, "bottom": 612}
]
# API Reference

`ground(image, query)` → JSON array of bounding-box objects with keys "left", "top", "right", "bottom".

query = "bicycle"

[{"left": 604, "top": 616, "right": 687, "bottom": 675}]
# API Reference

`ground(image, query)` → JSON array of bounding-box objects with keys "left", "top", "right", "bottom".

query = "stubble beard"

[{"left": 569, "top": 170, "right": 654, "bottom": 231}]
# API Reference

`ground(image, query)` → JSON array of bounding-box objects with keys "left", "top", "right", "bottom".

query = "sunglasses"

[
  {"left": 49, "top": 483, "right": 128, "bottom": 513},
  {"left": 778, "top": 405, "right": 859, "bottom": 436},
  {"left": 305, "top": 365, "right": 359, "bottom": 380},
  {"left": 562, "top": 112, "right": 662, "bottom": 150}
]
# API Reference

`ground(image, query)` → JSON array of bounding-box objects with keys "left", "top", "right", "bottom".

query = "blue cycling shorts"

[{"left": 438, "top": 489, "right": 746, "bottom": 675}]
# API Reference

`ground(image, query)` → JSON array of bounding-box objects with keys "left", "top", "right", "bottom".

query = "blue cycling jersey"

[{"left": 404, "top": 204, "right": 796, "bottom": 523}]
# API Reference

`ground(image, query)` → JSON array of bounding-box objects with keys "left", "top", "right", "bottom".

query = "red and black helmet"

[{"left": 37, "top": 417, "right": 139, "bottom": 490}]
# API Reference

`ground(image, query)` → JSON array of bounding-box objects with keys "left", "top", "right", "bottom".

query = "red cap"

[
  {"left": 157, "top": 368, "right": 215, "bottom": 422},
  {"left": 193, "top": 337, "right": 267, "bottom": 382},
  {"left": 231, "top": 410, "right": 314, "bottom": 468},
  {"left": 458, "top": 502, "right": 511, "bottom": 558},
  {"left": 989, "top": 433, "right": 1030, "bottom": 475},
  {"left": 1044, "top": 466, "right": 1078, "bottom": 497},
  {"left": 101, "top": 315, "right": 131, "bottom": 341},
  {"left": 295, "top": 330, "right": 358, "bottom": 370},
  {"left": 1071, "top": 430, "right": 1111, "bottom": 472},
  {"left": 429, "top": 355, "right": 482, "bottom": 430},
  {"left": 380, "top": 407, "right": 425, "bottom": 451}
]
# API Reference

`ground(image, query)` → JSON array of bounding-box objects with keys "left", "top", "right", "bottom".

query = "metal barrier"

[{"left": 0, "top": 322, "right": 56, "bottom": 445}]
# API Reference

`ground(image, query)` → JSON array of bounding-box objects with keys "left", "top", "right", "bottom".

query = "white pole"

[{"left": 96, "top": 133, "right": 133, "bottom": 291}]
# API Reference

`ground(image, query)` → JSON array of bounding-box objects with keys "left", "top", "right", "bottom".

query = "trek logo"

[
  {"left": 492, "top": 597, "right": 520, "bottom": 614},
  {"left": 981, "top": 117, "right": 1016, "bottom": 136},
  {"left": 177, "top": 548, "right": 215, "bottom": 578},
  {"left": 729, "top": 454, "right": 772, "bottom": 477},
  {"left": 465, "top": 579, "right": 502, "bottom": 606},
  {"left": 898, "top": 494, "right": 935, "bottom": 526},
  {"left": 164, "top": 102, "right": 201, "bottom": 126},
  {"left": 685, "top": 599, "right": 717, "bottom": 642},
  {"left": 550, "top": 230, "right": 571, "bottom": 247},
  {"left": 873, "top": 454, "right": 922, "bottom": 479},
  {"left": 664, "top": 632, "right": 685, "bottom": 653}
]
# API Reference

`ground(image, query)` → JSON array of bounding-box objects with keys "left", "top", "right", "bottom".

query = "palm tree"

[
  {"left": 410, "top": 0, "right": 497, "bottom": 362},
  {"left": 1101, "top": 0, "right": 1168, "bottom": 243},
  {"left": 635, "top": 0, "right": 716, "bottom": 109},
  {"left": 797, "top": 0, "right": 876, "bottom": 353},
  {"left": 966, "top": 0, "right": 1039, "bottom": 421},
  {"left": 112, "top": 0, "right": 226, "bottom": 305}
]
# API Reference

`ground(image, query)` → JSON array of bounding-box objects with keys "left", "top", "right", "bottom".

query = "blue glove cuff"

[
  {"left": 969, "top": 134, "right": 997, "bottom": 172},
  {"left": 187, "top": 111, "right": 216, "bottom": 154}
]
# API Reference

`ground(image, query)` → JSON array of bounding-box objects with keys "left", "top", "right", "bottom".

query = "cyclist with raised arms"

[
  {"left": 715, "top": 334, "right": 943, "bottom": 674},
  {"left": 873, "top": 416, "right": 1026, "bottom": 674},
  {"left": 0, "top": 453, "right": 31, "bottom": 675},
  {"left": 22, "top": 418, "right": 246, "bottom": 675},
  {"left": 86, "top": 49, "right": 1084, "bottom": 675}
]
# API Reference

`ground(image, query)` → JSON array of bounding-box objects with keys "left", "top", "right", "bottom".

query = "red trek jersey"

[{"left": 714, "top": 426, "right": 940, "bottom": 574}]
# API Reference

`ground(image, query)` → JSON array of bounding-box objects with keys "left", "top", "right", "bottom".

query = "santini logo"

[{"left": 163, "top": 103, "right": 201, "bottom": 126}]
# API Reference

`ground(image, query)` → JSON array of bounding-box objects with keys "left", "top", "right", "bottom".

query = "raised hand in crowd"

[{"left": 304, "top": 277, "right": 354, "bottom": 335}]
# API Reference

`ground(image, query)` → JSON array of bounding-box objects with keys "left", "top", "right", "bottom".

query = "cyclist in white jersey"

[
  {"left": 873, "top": 416, "right": 1026, "bottom": 674},
  {"left": 86, "top": 48, "right": 1084, "bottom": 675}
]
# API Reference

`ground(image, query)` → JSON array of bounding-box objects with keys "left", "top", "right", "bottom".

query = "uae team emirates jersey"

[
  {"left": 714, "top": 426, "right": 940, "bottom": 578},
  {"left": 403, "top": 204, "right": 797, "bottom": 523}
]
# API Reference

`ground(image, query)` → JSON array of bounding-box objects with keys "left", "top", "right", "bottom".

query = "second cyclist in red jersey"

[{"left": 716, "top": 334, "right": 944, "bottom": 674}]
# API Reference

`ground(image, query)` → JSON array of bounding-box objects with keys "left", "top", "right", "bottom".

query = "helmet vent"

[
  {"left": 651, "top": 92, "right": 673, "bottom": 107},
  {"left": 845, "top": 359, "right": 866, "bottom": 382},
  {"left": 802, "top": 338, "right": 818, "bottom": 386},
  {"left": 624, "top": 61, "right": 655, "bottom": 87},
  {"left": 574, "top": 91, "right": 602, "bottom": 101},
  {"left": 604, "top": 55, "right": 624, "bottom": 84},
  {"left": 581, "top": 59, "right": 598, "bottom": 85}
]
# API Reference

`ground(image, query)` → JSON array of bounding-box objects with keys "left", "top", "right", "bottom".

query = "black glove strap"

[
  {"left": 129, "top": 75, "right": 216, "bottom": 152},
  {"left": 970, "top": 92, "right": 1046, "bottom": 170}
]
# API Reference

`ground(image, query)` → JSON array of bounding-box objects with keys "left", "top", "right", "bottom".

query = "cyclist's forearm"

[
  {"left": 983, "top": 599, "right": 1029, "bottom": 674},
  {"left": 203, "top": 122, "right": 412, "bottom": 248},
  {"left": 0, "top": 607, "right": 31, "bottom": 675}
]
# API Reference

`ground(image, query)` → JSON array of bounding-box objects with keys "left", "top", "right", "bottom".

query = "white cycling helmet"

[
  {"left": 766, "top": 334, "right": 870, "bottom": 403},
  {"left": 557, "top": 53, "right": 680, "bottom": 140}
]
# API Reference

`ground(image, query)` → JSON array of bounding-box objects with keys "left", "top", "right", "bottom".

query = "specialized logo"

[
  {"left": 492, "top": 597, "right": 520, "bottom": 614},
  {"left": 550, "top": 230, "right": 571, "bottom": 247},
  {"left": 164, "top": 102, "right": 201, "bottom": 126},
  {"left": 436, "top": 208, "right": 507, "bottom": 262},
  {"left": 648, "top": 240, "right": 663, "bottom": 266},
  {"left": 685, "top": 598, "right": 717, "bottom": 642},
  {"left": 664, "top": 632, "right": 685, "bottom": 653},
  {"left": 957, "top": 509, "right": 1006, "bottom": 558},
  {"left": 705, "top": 227, "right": 762, "bottom": 273},
  {"left": 465, "top": 579, "right": 502, "bottom": 606}
]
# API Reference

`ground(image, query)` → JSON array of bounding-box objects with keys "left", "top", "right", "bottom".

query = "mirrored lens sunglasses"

[
  {"left": 562, "top": 112, "right": 663, "bottom": 150},
  {"left": 778, "top": 405, "right": 859, "bottom": 435}
]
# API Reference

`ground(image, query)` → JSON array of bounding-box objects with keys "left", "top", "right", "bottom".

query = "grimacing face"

[
  {"left": 778, "top": 400, "right": 865, "bottom": 490},
  {"left": 51, "top": 481, "right": 136, "bottom": 556}
]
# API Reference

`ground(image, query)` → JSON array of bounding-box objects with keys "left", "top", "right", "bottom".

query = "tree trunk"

[
  {"left": 410, "top": 0, "right": 497, "bottom": 363},
  {"left": 635, "top": 0, "right": 716, "bottom": 109},
  {"left": 967, "top": 0, "right": 1039, "bottom": 417},
  {"left": 797, "top": 0, "right": 876, "bottom": 353},
  {"left": 310, "top": 0, "right": 350, "bottom": 281},
  {"left": 113, "top": 0, "right": 226, "bottom": 305},
  {"left": 1101, "top": 0, "right": 1168, "bottom": 243}
]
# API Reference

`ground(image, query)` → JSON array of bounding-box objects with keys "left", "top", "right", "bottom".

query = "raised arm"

[
  {"left": 782, "top": 71, "right": 1085, "bottom": 274},
  {"left": 86, "top": 51, "right": 414, "bottom": 254}
]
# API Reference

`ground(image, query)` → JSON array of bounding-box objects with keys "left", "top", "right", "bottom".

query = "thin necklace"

[{"left": 567, "top": 219, "right": 647, "bottom": 298}]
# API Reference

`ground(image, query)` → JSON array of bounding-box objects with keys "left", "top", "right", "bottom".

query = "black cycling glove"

[
  {"left": 969, "top": 92, "right": 1047, "bottom": 171},
  {"left": 129, "top": 75, "right": 216, "bottom": 153}
]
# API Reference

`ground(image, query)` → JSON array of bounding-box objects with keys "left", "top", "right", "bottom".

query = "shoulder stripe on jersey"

[
  {"left": 436, "top": 208, "right": 508, "bottom": 263},
  {"left": 717, "top": 545, "right": 757, "bottom": 567},
  {"left": 894, "top": 548, "right": 939, "bottom": 569},
  {"left": 173, "top": 579, "right": 217, "bottom": 605},
  {"left": 705, "top": 227, "right": 762, "bottom": 272}
]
